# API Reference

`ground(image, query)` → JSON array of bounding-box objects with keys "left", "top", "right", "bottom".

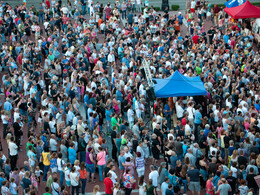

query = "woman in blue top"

[{"left": 68, "top": 143, "right": 77, "bottom": 165}]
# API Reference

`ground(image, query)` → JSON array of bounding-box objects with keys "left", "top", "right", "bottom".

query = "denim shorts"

[
  {"left": 86, "top": 163, "right": 95, "bottom": 173},
  {"left": 66, "top": 180, "right": 71, "bottom": 186},
  {"left": 189, "top": 181, "right": 200, "bottom": 192}
]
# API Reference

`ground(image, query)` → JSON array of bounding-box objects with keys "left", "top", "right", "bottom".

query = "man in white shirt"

[
  {"left": 185, "top": 120, "right": 192, "bottom": 136},
  {"left": 9, "top": 137, "right": 18, "bottom": 170},
  {"left": 175, "top": 100, "right": 184, "bottom": 120},
  {"left": 13, "top": 108, "right": 20, "bottom": 123},
  {"left": 149, "top": 165, "right": 159, "bottom": 187},
  {"left": 107, "top": 51, "right": 115, "bottom": 64},
  {"left": 127, "top": 105, "right": 134, "bottom": 129},
  {"left": 50, "top": 134, "right": 58, "bottom": 152},
  {"left": 123, "top": 147, "right": 133, "bottom": 159},
  {"left": 139, "top": 80, "right": 146, "bottom": 96},
  {"left": 136, "top": 142, "right": 145, "bottom": 157},
  {"left": 108, "top": 165, "right": 118, "bottom": 184},
  {"left": 61, "top": 5, "right": 68, "bottom": 15},
  {"left": 214, "top": 105, "right": 221, "bottom": 123}
]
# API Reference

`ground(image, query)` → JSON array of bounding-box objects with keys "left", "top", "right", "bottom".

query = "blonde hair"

[
  {"left": 93, "top": 185, "right": 100, "bottom": 194},
  {"left": 114, "top": 182, "right": 120, "bottom": 189},
  {"left": 232, "top": 150, "right": 238, "bottom": 159}
]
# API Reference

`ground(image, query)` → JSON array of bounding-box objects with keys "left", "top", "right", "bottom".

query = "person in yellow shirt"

[{"left": 42, "top": 148, "right": 50, "bottom": 182}]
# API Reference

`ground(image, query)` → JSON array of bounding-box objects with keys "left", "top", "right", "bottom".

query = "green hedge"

[
  {"left": 141, "top": 7, "right": 161, "bottom": 11},
  {"left": 171, "top": 5, "right": 180, "bottom": 11},
  {"left": 217, "top": 4, "right": 225, "bottom": 8},
  {"left": 154, "top": 7, "right": 160, "bottom": 11},
  {"left": 252, "top": 2, "right": 260, "bottom": 6}
]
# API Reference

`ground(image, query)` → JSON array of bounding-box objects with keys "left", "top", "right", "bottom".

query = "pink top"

[
  {"left": 97, "top": 151, "right": 106, "bottom": 165},
  {"left": 217, "top": 127, "right": 223, "bottom": 139},
  {"left": 244, "top": 122, "right": 250, "bottom": 130},
  {"left": 206, "top": 180, "right": 214, "bottom": 195}
]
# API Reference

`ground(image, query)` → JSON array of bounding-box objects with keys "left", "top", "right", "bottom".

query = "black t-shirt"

[
  {"left": 224, "top": 136, "right": 231, "bottom": 148},
  {"left": 238, "top": 156, "right": 247, "bottom": 167},
  {"left": 199, "top": 135, "right": 207, "bottom": 149},
  {"left": 13, "top": 122, "right": 22, "bottom": 137},
  {"left": 22, "top": 177, "right": 32, "bottom": 189},
  {"left": 187, "top": 169, "right": 200, "bottom": 182},
  {"left": 121, "top": 99, "right": 129, "bottom": 113},
  {"left": 154, "top": 128, "right": 163, "bottom": 143},
  {"left": 208, "top": 162, "right": 217, "bottom": 175},
  {"left": 151, "top": 139, "right": 160, "bottom": 152},
  {"left": 19, "top": 102, "right": 28, "bottom": 111},
  {"left": 246, "top": 174, "right": 257, "bottom": 188},
  {"left": 111, "top": 130, "right": 117, "bottom": 146},
  {"left": 132, "top": 139, "right": 138, "bottom": 153},
  {"left": 51, "top": 89, "right": 58, "bottom": 101},
  {"left": 207, "top": 29, "right": 216, "bottom": 39},
  {"left": 104, "top": 167, "right": 111, "bottom": 178},
  {"left": 226, "top": 176, "right": 236, "bottom": 192}
]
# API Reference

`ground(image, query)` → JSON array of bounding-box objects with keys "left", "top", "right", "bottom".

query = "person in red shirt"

[
  {"left": 104, "top": 173, "right": 113, "bottom": 195},
  {"left": 192, "top": 33, "right": 199, "bottom": 44},
  {"left": 46, "top": 0, "right": 50, "bottom": 8},
  {"left": 181, "top": 113, "right": 187, "bottom": 126},
  {"left": 206, "top": 175, "right": 215, "bottom": 195}
]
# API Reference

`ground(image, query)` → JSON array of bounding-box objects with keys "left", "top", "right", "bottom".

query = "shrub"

[
  {"left": 154, "top": 7, "right": 160, "bottom": 11},
  {"left": 171, "top": 5, "right": 180, "bottom": 11},
  {"left": 217, "top": 4, "right": 225, "bottom": 8},
  {"left": 252, "top": 2, "right": 260, "bottom": 6}
]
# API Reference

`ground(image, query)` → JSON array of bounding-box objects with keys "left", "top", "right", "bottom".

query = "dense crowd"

[{"left": 0, "top": 0, "right": 259, "bottom": 194}]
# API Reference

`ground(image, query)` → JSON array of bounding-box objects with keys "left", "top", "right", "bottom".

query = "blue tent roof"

[
  {"left": 154, "top": 71, "right": 207, "bottom": 98},
  {"left": 224, "top": 0, "right": 246, "bottom": 8}
]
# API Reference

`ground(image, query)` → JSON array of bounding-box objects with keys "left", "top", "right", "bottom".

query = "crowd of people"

[{"left": 0, "top": 0, "right": 259, "bottom": 194}]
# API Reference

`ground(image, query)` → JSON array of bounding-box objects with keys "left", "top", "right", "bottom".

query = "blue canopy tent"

[
  {"left": 224, "top": 0, "right": 246, "bottom": 8},
  {"left": 154, "top": 71, "right": 207, "bottom": 98}
]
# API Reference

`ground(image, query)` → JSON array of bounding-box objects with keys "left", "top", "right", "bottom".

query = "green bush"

[
  {"left": 141, "top": 7, "right": 160, "bottom": 12},
  {"left": 154, "top": 7, "right": 161, "bottom": 11},
  {"left": 171, "top": 5, "right": 180, "bottom": 11},
  {"left": 252, "top": 2, "right": 260, "bottom": 6},
  {"left": 217, "top": 4, "right": 225, "bottom": 8}
]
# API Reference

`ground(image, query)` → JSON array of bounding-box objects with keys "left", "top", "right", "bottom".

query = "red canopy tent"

[{"left": 224, "top": 0, "right": 260, "bottom": 19}]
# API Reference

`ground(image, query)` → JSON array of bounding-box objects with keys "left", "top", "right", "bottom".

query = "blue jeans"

[
  {"left": 38, "top": 14, "right": 44, "bottom": 24},
  {"left": 98, "top": 164, "right": 106, "bottom": 181},
  {"left": 81, "top": 178, "right": 87, "bottom": 194},
  {"left": 80, "top": 151, "right": 86, "bottom": 163},
  {"left": 59, "top": 170, "right": 64, "bottom": 186},
  {"left": 82, "top": 5, "right": 86, "bottom": 15},
  {"left": 43, "top": 165, "right": 50, "bottom": 181},
  {"left": 182, "top": 179, "right": 188, "bottom": 193},
  {"left": 122, "top": 10, "right": 126, "bottom": 19},
  {"left": 1, "top": 33, "right": 5, "bottom": 43}
]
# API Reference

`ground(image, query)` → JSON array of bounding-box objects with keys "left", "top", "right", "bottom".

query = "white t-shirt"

[
  {"left": 214, "top": 109, "right": 220, "bottom": 122},
  {"left": 57, "top": 158, "right": 65, "bottom": 172},
  {"left": 191, "top": 1, "right": 196, "bottom": 8},
  {"left": 149, "top": 170, "right": 159, "bottom": 187},
  {"left": 49, "top": 138, "right": 58, "bottom": 151},
  {"left": 187, "top": 107, "right": 195, "bottom": 120},
  {"left": 230, "top": 166, "right": 237, "bottom": 178},
  {"left": 13, "top": 112, "right": 20, "bottom": 123},
  {"left": 51, "top": 182, "right": 60, "bottom": 195},
  {"left": 9, "top": 142, "right": 18, "bottom": 156},
  {"left": 64, "top": 168, "right": 70, "bottom": 182},
  {"left": 108, "top": 170, "right": 118, "bottom": 184},
  {"left": 70, "top": 172, "right": 79, "bottom": 186}
]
